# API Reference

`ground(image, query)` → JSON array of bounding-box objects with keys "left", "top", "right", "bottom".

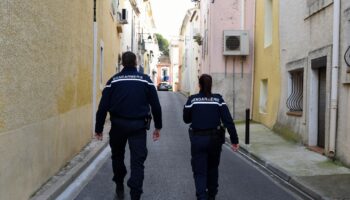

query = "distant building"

[
  {"left": 179, "top": 8, "right": 200, "bottom": 96},
  {"left": 120, "top": 0, "right": 160, "bottom": 80},
  {"left": 181, "top": 0, "right": 256, "bottom": 120},
  {"left": 157, "top": 56, "right": 172, "bottom": 86},
  {"left": 169, "top": 39, "right": 180, "bottom": 91}
]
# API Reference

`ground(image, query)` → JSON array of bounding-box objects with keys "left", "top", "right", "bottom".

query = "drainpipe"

[
  {"left": 241, "top": 0, "right": 245, "bottom": 30},
  {"left": 249, "top": 1, "right": 256, "bottom": 119},
  {"left": 92, "top": 0, "right": 98, "bottom": 136},
  {"left": 329, "top": 0, "right": 340, "bottom": 157},
  {"left": 209, "top": 3, "right": 212, "bottom": 74}
]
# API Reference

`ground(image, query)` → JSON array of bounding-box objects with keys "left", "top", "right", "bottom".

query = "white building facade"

[
  {"left": 278, "top": 0, "right": 350, "bottom": 165},
  {"left": 179, "top": 8, "right": 201, "bottom": 96}
]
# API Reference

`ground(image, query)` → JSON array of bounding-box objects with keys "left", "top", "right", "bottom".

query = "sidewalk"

[
  {"left": 231, "top": 123, "right": 350, "bottom": 200},
  {"left": 30, "top": 123, "right": 111, "bottom": 200}
]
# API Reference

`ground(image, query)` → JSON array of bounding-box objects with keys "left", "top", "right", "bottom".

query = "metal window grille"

[{"left": 286, "top": 71, "right": 303, "bottom": 112}]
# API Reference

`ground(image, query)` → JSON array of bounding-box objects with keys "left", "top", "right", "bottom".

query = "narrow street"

[
  {"left": 3, "top": 1, "right": 350, "bottom": 199},
  {"left": 74, "top": 92, "right": 301, "bottom": 200}
]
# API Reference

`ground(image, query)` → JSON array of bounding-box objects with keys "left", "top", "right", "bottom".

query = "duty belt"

[
  {"left": 111, "top": 115, "right": 147, "bottom": 121},
  {"left": 190, "top": 129, "right": 219, "bottom": 136}
]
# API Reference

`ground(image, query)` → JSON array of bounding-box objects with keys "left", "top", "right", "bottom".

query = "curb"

[
  {"left": 226, "top": 138, "right": 325, "bottom": 200},
  {"left": 30, "top": 138, "right": 109, "bottom": 200}
]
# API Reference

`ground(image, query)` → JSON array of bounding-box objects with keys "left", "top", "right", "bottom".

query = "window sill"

[
  {"left": 308, "top": 146, "right": 325, "bottom": 155},
  {"left": 264, "top": 44, "right": 272, "bottom": 49},
  {"left": 287, "top": 111, "right": 303, "bottom": 117}
]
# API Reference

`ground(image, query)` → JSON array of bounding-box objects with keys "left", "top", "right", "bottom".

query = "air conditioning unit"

[
  {"left": 223, "top": 30, "right": 249, "bottom": 56},
  {"left": 117, "top": 9, "right": 128, "bottom": 24}
]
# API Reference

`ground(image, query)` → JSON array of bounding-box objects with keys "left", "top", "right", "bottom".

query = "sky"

[{"left": 150, "top": 0, "right": 194, "bottom": 40}]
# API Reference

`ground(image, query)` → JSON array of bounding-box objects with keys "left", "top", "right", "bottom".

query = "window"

[
  {"left": 111, "top": 0, "right": 119, "bottom": 16},
  {"left": 99, "top": 43, "right": 104, "bottom": 89},
  {"left": 264, "top": 0, "right": 273, "bottom": 47},
  {"left": 286, "top": 70, "right": 303, "bottom": 114},
  {"left": 205, "top": 29, "right": 208, "bottom": 56},
  {"left": 161, "top": 67, "right": 169, "bottom": 82},
  {"left": 184, "top": 48, "right": 188, "bottom": 68},
  {"left": 259, "top": 79, "right": 268, "bottom": 113}
]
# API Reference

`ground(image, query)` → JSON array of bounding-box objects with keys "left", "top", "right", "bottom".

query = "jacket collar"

[
  {"left": 122, "top": 66, "right": 137, "bottom": 72},
  {"left": 198, "top": 91, "right": 212, "bottom": 97}
]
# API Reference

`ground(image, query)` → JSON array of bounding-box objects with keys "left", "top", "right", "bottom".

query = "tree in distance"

[{"left": 155, "top": 33, "right": 169, "bottom": 56}]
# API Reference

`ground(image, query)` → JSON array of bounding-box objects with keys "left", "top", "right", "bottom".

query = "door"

[{"left": 317, "top": 67, "right": 326, "bottom": 148}]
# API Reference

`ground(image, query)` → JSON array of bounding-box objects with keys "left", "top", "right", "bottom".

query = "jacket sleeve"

[
  {"left": 218, "top": 95, "right": 239, "bottom": 144},
  {"left": 183, "top": 97, "right": 192, "bottom": 124},
  {"left": 147, "top": 78, "right": 162, "bottom": 129},
  {"left": 95, "top": 79, "right": 112, "bottom": 133}
]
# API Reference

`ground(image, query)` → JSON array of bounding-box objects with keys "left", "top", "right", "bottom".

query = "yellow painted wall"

[
  {"left": 0, "top": 0, "right": 120, "bottom": 199},
  {"left": 252, "top": 0, "right": 281, "bottom": 128},
  {"left": 97, "top": 0, "right": 121, "bottom": 91}
]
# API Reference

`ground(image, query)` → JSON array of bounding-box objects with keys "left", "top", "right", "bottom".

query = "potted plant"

[{"left": 193, "top": 33, "right": 202, "bottom": 45}]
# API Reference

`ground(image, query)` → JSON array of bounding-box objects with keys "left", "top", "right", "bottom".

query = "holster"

[
  {"left": 218, "top": 126, "right": 226, "bottom": 144},
  {"left": 145, "top": 115, "right": 152, "bottom": 130}
]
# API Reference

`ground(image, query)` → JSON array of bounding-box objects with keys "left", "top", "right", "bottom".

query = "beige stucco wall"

[
  {"left": 0, "top": 106, "right": 91, "bottom": 200},
  {"left": 0, "top": 0, "right": 120, "bottom": 199},
  {"left": 96, "top": 0, "right": 121, "bottom": 90}
]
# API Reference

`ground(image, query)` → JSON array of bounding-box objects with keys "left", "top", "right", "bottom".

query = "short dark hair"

[
  {"left": 122, "top": 51, "right": 137, "bottom": 67},
  {"left": 199, "top": 74, "right": 212, "bottom": 97}
]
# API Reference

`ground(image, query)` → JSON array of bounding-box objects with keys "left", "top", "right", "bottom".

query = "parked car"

[{"left": 157, "top": 82, "right": 172, "bottom": 91}]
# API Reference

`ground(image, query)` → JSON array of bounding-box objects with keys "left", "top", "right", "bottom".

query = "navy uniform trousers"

[
  {"left": 190, "top": 133, "right": 223, "bottom": 200},
  {"left": 109, "top": 125, "right": 148, "bottom": 199}
]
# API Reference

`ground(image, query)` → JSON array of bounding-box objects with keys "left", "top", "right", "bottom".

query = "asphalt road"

[{"left": 75, "top": 92, "right": 301, "bottom": 200}]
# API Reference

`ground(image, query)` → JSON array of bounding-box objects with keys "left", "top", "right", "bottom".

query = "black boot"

[
  {"left": 131, "top": 194, "right": 141, "bottom": 200},
  {"left": 115, "top": 183, "right": 124, "bottom": 199},
  {"left": 207, "top": 191, "right": 215, "bottom": 200},
  {"left": 208, "top": 196, "right": 215, "bottom": 200}
]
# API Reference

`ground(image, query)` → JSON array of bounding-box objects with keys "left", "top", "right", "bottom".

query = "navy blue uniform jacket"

[
  {"left": 95, "top": 67, "right": 162, "bottom": 133},
  {"left": 183, "top": 93, "right": 239, "bottom": 144}
]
